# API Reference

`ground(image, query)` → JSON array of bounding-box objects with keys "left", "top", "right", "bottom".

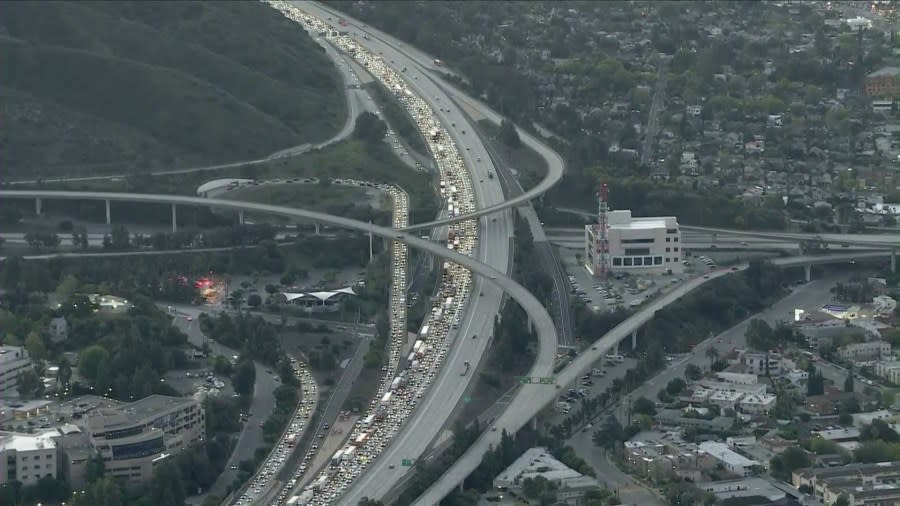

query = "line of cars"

[
  {"left": 233, "top": 358, "right": 318, "bottom": 505},
  {"left": 267, "top": 3, "right": 481, "bottom": 504}
]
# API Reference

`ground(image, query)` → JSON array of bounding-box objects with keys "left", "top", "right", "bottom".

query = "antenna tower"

[{"left": 596, "top": 183, "right": 610, "bottom": 281}]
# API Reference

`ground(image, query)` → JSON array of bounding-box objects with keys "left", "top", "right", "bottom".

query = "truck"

[
  {"left": 285, "top": 433, "right": 297, "bottom": 448},
  {"left": 330, "top": 449, "right": 345, "bottom": 467},
  {"left": 411, "top": 360, "right": 420, "bottom": 371},
  {"left": 390, "top": 376, "right": 403, "bottom": 392},
  {"left": 362, "top": 414, "right": 376, "bottom": 428},
  {"left": 343, "top": 445, "right": 358, "bottom": 461},
  {"left": 420, "top": 325, "right": 430, "bottom": 338},
  {"left": 605, "top": 354, "right": 625, "bottom": 364},
  {"left": 354, "top": 432, "right": 369, "bottom": 446},
  {"left": 434, "top": 58, "right": 443, "bottom": 66},
  {"left": 380, "top": 392, "right": 393, "bottom": 405},
  {"left": 591, "top": 368, "right": 605, "bottom": 377}
]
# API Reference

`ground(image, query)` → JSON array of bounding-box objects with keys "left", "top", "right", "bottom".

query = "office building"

[
  {"left": 78, "top": 395, "right": 205, "bottom": 484},
  {"left": 0, "top": 346, "right": 33, "bottom": 395},
  {"left": 585, "top": 210, "right": 683, "bottom": 276},
  {"left": 0, "top": 432, "right": 57, "bottom": 486}
]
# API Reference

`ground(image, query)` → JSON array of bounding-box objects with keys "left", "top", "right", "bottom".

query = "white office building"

[
  {"left": 699, "top": 441, "right": 760, "bottom": 477},
  {"left": 585, "top": 210, "right": 683, "bottom": 276},
  {"left": 0, "top": 432, "right": 58, "bottom": 486},
  {"left": 0, "top": 346, "right": 33, "bottom": 394}
]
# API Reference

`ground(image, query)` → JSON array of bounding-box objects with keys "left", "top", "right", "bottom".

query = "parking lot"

[{"left": 265, "top": 3, "right": 487, "bottom": 504}]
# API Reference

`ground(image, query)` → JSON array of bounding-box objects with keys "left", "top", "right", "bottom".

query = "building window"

[
  {"left": 613, "top": 257, "right": 622, "bottom": 266},
  {"left": 674, "top": 237, "right": 679, "bottom": 242},
  {"left": 622, "top": 238, "right": 654, "bottom": 244},
  {"left": 634, "top": 257, "right": 643, "bottom": 266},
  {"left": 674, "top": 247, "right": 679, "bottom": 252},
  {"left": 623, "top": 258, "right": 633, "bottom": 266},
  {"left": 644, "top": 256, "right": 653, "bottom": 265},
  {"left": 666, "top": 247, "right": 671, "bottom": 252},
  {"left": 654, "top": 257, "right": 663, "bottom": 265},
  {"left": 666, "top": 237, "right": 671, "bottom": 242},
  {"left": 667, "top": 228, "right": 678, "bottom": 234},
  {"left": 624, "top": 248, "right": 650, "bottom": 256}
]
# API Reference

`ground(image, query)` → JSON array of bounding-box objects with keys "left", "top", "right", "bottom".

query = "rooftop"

[
  {"left": 699, "top": 441, "right": 760, "bottom": 468},
  {"left": 494, "top": 447, "right": 598, "bottom": 489},
  {"left": 0, "top": 432, "right": 57, "bottom": 453},
  {"left": 869, "top": 67, "right": 900, "bottom": 78},
  {"left": 0, "top": 346, "right": 29, "bottom": 365},
  {"left": 86, "top": 394, "right": 197, "bottom": 430}
]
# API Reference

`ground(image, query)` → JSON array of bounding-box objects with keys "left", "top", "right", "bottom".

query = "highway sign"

[
  {"left": 401, "top": 458, "right": 414, "bottom": 467},
  {"left": 463, "top": 396, "right": 472, "bottom": 403},
  {"left": 517, "top": 376, "right": 556, "bottom": 385}
]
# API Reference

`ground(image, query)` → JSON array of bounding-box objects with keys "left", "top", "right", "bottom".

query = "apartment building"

[
  {"left": 0, "top": 346, "right": 33, "bottom": 394},
  {"left": 0, "top": 432, "right": 57, "bottom": 486},
  {"left": 793, "top": 462, "right": 900, "bottom": 505}
]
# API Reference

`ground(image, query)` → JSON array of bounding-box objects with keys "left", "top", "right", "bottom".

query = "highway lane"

[
  {"left": 286, "top": 4, "right": 517, "bottom": 502},
  {"left": 304, "top": 2, "right": 566, "bottom": 233}
]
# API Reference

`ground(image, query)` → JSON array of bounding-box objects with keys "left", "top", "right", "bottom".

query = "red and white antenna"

[{"left": 595, "top": 183, "right": 609, "bottom": 281}]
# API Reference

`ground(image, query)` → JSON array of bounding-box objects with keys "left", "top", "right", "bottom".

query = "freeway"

[
  {"left": 304, "top": 2, "right": 567, "bottom": 234},
  {"left": 283, "top": 4, "right": 516, "bottom": 502}
]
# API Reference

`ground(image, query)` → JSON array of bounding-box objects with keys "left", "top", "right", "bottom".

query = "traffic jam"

[
  {"left": 234, "top": 359, "right": 318, "bottom": 505},
  {"left": 267, "top": 2, "right": 481, "bottom": 505}
]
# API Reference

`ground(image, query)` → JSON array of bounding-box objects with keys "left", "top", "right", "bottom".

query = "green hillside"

[{"left": 0, "top": 1, "right": 345, "bottom": 179}]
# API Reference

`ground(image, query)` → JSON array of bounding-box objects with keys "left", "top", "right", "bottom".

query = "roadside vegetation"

[{"left": 0, "top": 1, "right": 344, "bottom": 179}]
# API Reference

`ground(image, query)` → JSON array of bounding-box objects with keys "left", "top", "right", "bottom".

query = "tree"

[
  {"left": 354, "top": 112, "right": 387, "bottom": 144},
  {"left": 593, "top": 415, "right": 624, "bottom": 450},
  {"left": 666, "top": 378, "right": 686, "bottom": 395},
  {"left": 834, "top": 494, "right": 850, "bottom": 506},
  {"left": 247, "top": 293, "right": 262, "bottom": 308},
  {"left": 55, "top": 274, "right": 79, "bottom": 301},
  {"left": 78, "top": 345, "right": 110, "bottom": 381},
  {"left": 110, "top": 224, "right": 131, "bottom": 250},
  {"left": 24, "top": 331, "right": 47, "bottom": 361},
  {"left": 17, "top": 369, "right": 41, "bottom": 398},
  {"left": 705, "top": 346, "right": 719, "bottom": 369},
  {"left": 86, "top": 451, "right": 106, "bottom": 484},
  {"left": 770, "top": 446, "right": 810, "bottom": 480},
  {"left": 57, "top": 356, "right": 72, "bottom": 391},
  {"left": 499, "top": 118, "right": 521, "bottom": 147},
  {"left": 632, "top": 396, "right": 657, "bottom": 416},
  {"left": 232, "top": 357, "right": 256, "bottom": 396},
  {"left": 685, "top": 364, "right": 703, "bottom": 381},
  {"left": 746, "top": 319, "right": 775, "bottom": 351},
  {"left": 844, "top": 365, "right": 855, "bottom": 393}
]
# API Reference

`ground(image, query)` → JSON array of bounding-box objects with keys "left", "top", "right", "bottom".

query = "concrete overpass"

[{"left": 412, "top": 250, "right": 894, "bottom": 504}]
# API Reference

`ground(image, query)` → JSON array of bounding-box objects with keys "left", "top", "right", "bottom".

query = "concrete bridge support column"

[
  {"left": 631, "top": 329, "right": 638, "bottom": 350},
  {"left": 804, "top": 264, "right": 812, "bottom": 282},
  {"left": 892, "top": 248, "right": 897, "bottom": 273},
  {"left": 105, "top": 200, "right": 111, "bottom": 225},
  {"left": 238, "top": 210, "right": 244, "bottom": 225},
  {"left": 612, "top": 341, "right": 619, "bottom": 356},
  {"left": 35, "top": 198, "right": 42, "bottom": 217},
  {"left": 171, "top": 204, "right": 177, "bottom": 233},
  {"left": 314, "top": 223, "right": 321, "bottom": 235},
  {"left": 369, "top": 230, "right": 374, "bottom": 262}
]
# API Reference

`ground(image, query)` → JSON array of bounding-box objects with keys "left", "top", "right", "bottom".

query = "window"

[
  {"left": 666, "top": 247, "right": 671, "bottom": 252},
  {"left": 654, "top": 257, "right": 663, "bottom": 265},
  {"left": 644, "top": 256, "right": 653, "bottom": 265},
  {"left": 624, "top": 248, "right": 650, "bottom": 256},
  {"left": 634, "top": 257, "right": 643, "bottom": 266},
  {"left": 613, "top": 258, "right": 622, "bottom": 266},
  {"left": 621, "top": 238, "right": 654, "bottom": 244},
  {"left": 623, "top": 258, "right": 633, "bottom": 266},
  {"left": 667, "top": 228, "right": 678, "bottom": 234},
  {"left": 666, "top": 237, "right": 671, "bottom": 242},
  {"left": 674, "top": 237, "right": 679, "bottom": 242},
  {"left": 674, "top": 247, "right": 679, "bottom": 252}
]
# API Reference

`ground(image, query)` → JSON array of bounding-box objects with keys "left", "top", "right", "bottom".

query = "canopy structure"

[{"left": 280, "top": 287, "right": 357, "bottom": 307}]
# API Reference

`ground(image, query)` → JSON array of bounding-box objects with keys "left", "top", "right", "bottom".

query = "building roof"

[
  {"left": 0, "top": 432, "right": 57, "bottom": 452},
  {"left": 700, "top": 477, "right": 786, "bottom": 501},
  {"left": 699, "top": 441, "right": 760, "bottom": 468},
  {"left": 869, "top": 67, "right": 900, "bottom": 78},
  {"left": 86, "top": 394, "right": 197, "bottom": 430},
  {"left": 0, "top": 345, "right": 29, "bottom": 365},
  {"left": 494, "top": 447, "right": 598, "bottom": 489},
  {"left": 282, "top": 286, "right": 357, "bottom": 302}
]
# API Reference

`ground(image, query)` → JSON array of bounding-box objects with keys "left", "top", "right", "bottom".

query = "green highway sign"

[
  {"left": 463, "top": 396, "right": 472, "bottom": 403},
  {"left": 401, "top": 458, "right": 415, "bottom": 467},
  {"left": 518, "top": 376, "right": 556, "bottom": 385}
]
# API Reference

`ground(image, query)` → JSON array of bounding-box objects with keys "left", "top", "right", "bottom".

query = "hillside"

[{"left": 0, "top": 1, "right": 345, "bottom": 179}]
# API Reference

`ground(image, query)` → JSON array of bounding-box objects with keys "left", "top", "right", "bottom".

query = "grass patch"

[
  {"left": 0, "top": 1, "right": 345, "bottom": 178},
  {"left": 28, "top": 139, "right": 439, "bottom": 225},
  {"left": 364, "top": 81, "right": 429, "bottom": 156},
  {"left": 476, "top": 119, "right": 548, "bottom": 191}
]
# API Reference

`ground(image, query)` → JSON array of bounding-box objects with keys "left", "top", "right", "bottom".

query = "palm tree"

[{"left": 705, "top": 346, "right": 719, "bottom": 369}]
